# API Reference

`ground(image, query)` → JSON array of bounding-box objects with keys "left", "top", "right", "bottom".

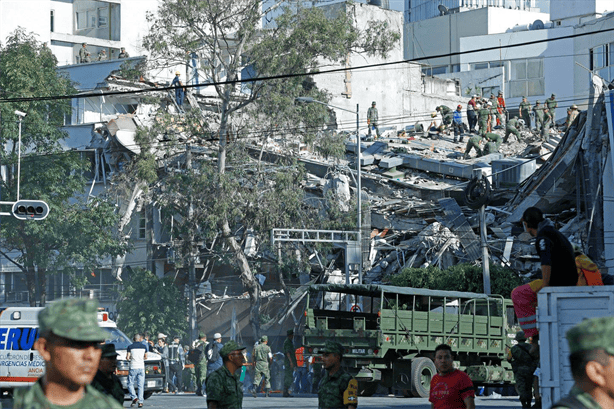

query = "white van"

[{"left": 0, "top": 306, "right": 165, "bottom": 399}]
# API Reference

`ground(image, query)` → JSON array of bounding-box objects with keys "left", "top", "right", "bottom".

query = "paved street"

[
  {"left": 134, "top": 393, "right": 523, "bottom": 408},
  {"left": 2, "top": 392, "right": 523, "bottom": 408}
]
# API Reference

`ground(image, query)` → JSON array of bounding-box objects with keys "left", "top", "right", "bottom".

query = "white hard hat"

[
  {"left": 487, "top": 102, "right": 492, "bottom": 106},
  {"left": 158, "top": 333, "right": 167, "bottom": 339},
  {"left": 214, "top": 333, "right": 222, "bottom": 339}
]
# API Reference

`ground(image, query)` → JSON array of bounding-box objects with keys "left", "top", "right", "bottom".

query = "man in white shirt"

[{"left": 126, "top": 334, "right": 148, "bottom": 408}]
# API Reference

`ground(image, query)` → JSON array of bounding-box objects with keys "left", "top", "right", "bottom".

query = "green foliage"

[
  {"left": 388, "top": 263, "right": 522, "bottom": 298},
  {"left": 117, "top": 268, "right": 188, "bottom": 339},
  {"left": 314, "top": 131, "right": 346, "bottom": 160},
  {"left": 0, "top": 29, "right": 128, "bottom": 305}
]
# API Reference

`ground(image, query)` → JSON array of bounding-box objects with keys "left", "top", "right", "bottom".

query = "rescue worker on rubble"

[
  {"left": 464, "top": 134, "right": 483, "bottom": 159},
  {"left": 546, "top": 93, "right": 558, "bottom": 125},
  {"left": 508, "top": 331, "right": 538, "bottom": 409},
  {"left": 497, "top": 90, "right": 506, "bottom": 126},
  {"left": 477, "top": 103, "right": 491, "bottom": 137},
  {"left": 564, "top": 105, "right": 579, "bottom": 132},
  {"left": 533, "top": 101, "right": 544, "bottom": 133},
  {"left": 483, "top": 132, "right": 502, "bottom": 155},
  {"left": 504, "top": 116, "right": 522, "bottom": 143},
  {"left": 452, "top": 105, "right": 464, "bottom": 143},
  {"left": 467, "top": 95, "right": 478, "bottom": 133},
  {"left": 367, "top": 101, "right": 381, "bottom": 138},
  {"left": 489, "top": 93, "right": 503, "bottom": 128},
  {"left": 541, "top": 108, "right": 552, "bottom": 140},
  {"left": 428, "top": 112, "right": 444, "bottom": 139},
  {"left": 436, "top": 105, "right": 453, "bottom": 126},
  {"left": 519, "top": 96, "right": 532, "bottom": 130}
]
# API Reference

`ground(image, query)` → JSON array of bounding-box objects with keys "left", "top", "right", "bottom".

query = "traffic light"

[{"left": 12, "top": 200, "right": 50, "bottom": 220}]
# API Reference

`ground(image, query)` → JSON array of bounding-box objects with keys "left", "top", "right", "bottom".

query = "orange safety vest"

[
  {"left": 295, "top": 347, "right": 305, "bottom": 367},
  {"left": 575, "top": 254, "right": 604, "bottom": 286}
]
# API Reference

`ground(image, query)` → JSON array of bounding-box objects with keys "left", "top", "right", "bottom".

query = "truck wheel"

[
  {"left": 357, "top": 381, "right": 378, "bottom": 397},
  {"left": 411, "top": 357, "right": 436, "bottom": 398}
]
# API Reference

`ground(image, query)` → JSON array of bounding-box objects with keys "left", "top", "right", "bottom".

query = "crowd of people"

[
  {"left": 413, "top": 91, "right": 581, "bottom": 160},
  {"left": 78, "top": 43, "right": 130, "bottom": 63}
]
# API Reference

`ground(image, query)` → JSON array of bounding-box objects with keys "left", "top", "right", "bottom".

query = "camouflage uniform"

[
  {"left": 194, "top": 336, "right": 208, "bottom": 395},
  {"left": 484, "top": 132, "right": 502, "bottom": 151},
  {"left": 483, "top": 141, "right": 499, "bottom": 155},
  {"left": 489, "top": 96, "right": 502, "bottom": 127},
  {"left": 252, "top": 336, "right": 272, "bottom": 394},
  {"left": 14, "top": 379, "right": 123, "bottom": 409},
  {"left": 533, "top": 102, "right": 544, "bottom": 133},
  {"left": 519, "top": 98, "right": 532, "bottom": 129},
  {"left": 13, "top": 298, "right": 123, "bottom": 409},
  {"left": 317, "top": 341, "right": 358, "bottom": 409},
  {"left": 366, "top": 102, "right": 380, "bottom": 138},
  {"left": 79, "top": 44, "right": 91, "bottom": 63},
  {"left": 437, "top": 105, "right": 453, "bottom": 125},
  {"left": 504, "top": 117, "right": 521, "bottom": 142},
  {"left": 91, "top": 344, "right": 125, "bottom": 405},
  {"left": 541, "top": 109, "right": 552, "bottom": 139},
  {"left": 477, "top": 107, "right": 490, "bottom": 136},
  {"left": 552, "top": 317, "right": 614, "bottom": 409},
  {"left": 206, "top": 366, "right": 243, "bottom": 409},
  {"left": 284, "top": 330, "right": 297, "bottom": 393},
  {"left": 206, "top": 340, "right": 246, "bottom": 409},
  {"left": 464, "top": 135, "right": 483, "bottom": 159},
  {"left": 546, "top": 95, "right": 558, "bottom": 124}
]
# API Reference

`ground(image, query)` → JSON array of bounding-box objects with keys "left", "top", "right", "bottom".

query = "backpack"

[
  {"left": 205, "top": 341, "right": 220, "bottom": 363},
  {"left": 187, "top": 347, "right": 202, "bottom": 364}
]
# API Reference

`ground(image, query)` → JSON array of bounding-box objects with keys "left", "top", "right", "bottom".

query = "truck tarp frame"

[{"left": 309, "top": 284, "right": 492, "bottom": 300}]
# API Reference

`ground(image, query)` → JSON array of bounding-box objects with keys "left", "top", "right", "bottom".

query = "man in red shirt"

[{"left": 429, "top": 344, "right": 475, "bottom": 409}]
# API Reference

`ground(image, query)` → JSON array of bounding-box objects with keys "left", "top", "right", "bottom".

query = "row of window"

[{"left": 50, "top": 7, "right": 111, "bottom": 33}]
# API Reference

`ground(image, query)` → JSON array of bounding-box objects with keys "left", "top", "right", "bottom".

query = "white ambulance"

[{"left": 0, "top": 306, "right": 165, "bottom": 398}]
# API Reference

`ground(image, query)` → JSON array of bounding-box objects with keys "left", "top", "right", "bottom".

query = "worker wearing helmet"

[
  {"left": 477, "top": 103, "right": 490, "bottom": 137},
  {"left": 171, "top": 70, "right": 185, "bottom": 108},
  {"left": 563, "top": 104, "right": 579, "bottom": 132}
]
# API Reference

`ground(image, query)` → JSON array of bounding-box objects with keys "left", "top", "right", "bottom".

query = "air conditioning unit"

[{"left": 492, "top": 158, "right": 536, "bottom": 188}]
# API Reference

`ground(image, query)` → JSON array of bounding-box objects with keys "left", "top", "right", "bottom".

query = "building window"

[
  {"left": 508, "top": 58, "right": 544, "bottom": 98},
  {"left": 138, "top": 210, "right": 146, "bottom": 239},
  {"left": 421, "top": 65, "right": 448, "bottom": 76},
  {"left": 50, "top": 10, "right": 55, "bottom": 32},
  {"left": 98, "top": 7, "right": 108, "bottom": 28},
  {"left": 590, "top": 44, "right": 612, "bottom": 82}
]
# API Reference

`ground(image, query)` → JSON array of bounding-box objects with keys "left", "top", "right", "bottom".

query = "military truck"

[{"left": 303, "top": 284, "right": 520, "bottom": 397}]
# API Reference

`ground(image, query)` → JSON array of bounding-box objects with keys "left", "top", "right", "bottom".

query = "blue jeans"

[
  {"left": 128, "top": 368, "right": 145, "bottom": 403},
  {"left": 293, "top": 366, "right": 309, "bottom": 393}
]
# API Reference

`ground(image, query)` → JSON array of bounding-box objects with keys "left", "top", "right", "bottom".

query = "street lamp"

[
  {"left": 296, "top": 97, "right": 362, "bottom": 284},
  {"left": 15, "top": 110, "right": 27, "bottom": 201}
]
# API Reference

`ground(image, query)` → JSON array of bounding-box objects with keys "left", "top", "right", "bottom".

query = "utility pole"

[{"left": 186, "top": 144, "right": 197, "bottom": 342}]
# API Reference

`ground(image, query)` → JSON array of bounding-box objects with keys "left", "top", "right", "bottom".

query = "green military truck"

[{"left": 303, "top": 284, "right": 520, "bottom": 397}]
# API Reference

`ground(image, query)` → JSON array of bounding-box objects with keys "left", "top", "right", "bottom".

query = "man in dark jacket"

[
  {"left": 509, "top": 332, "right": 538, "bottom": 408},
  {"left": 91, "top": 343, "right": 125, "bottom": 405}
]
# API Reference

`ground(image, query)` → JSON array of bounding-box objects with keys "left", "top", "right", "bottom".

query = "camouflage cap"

[
  {"left": 321, "top": 341, "right": 344, "bottom": 356},
  {"left": 260, "top": 335, "right": 268, "bottom": 342},
  {"left": 199, "top": 332, "right": 206, "bottom": 338},
  {"left": 567, "top": 317, "right": 614, "bottom": 355},
  {"left": 219, "top": 340, "right": 246, "bottom": 358},
  {"left": 101, "top": 343, "right": 119, "bottom": 358},
  {"left": 38, "top": 298, "right": 108, "bottom": 342}
]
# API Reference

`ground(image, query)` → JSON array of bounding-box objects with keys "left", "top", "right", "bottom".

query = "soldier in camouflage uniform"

[
  {"left": 551, "top": 317, "right": 614, "bottom": 409},
  {"left": 504, "top": 116, "right": 522, "bottom": 143},
  {"left": 317, "top": 341, "right": 358, "bottom": 409},
  {"left": 464, "top": 135, "right": 483, "bottom": 159},
  {"left": 533, "top": 101, "right": 544, "bottom": 133},
  {"left": 477, "top": 103, "right": 491, "bottom": 137},
  {"left": 91, "top": 343, "right": 125, "bottom": 405},
  {"left": 436, "top": 105, "right": 453, "bottom": 126},
  {"left": 546, "top": 94, "right": 558, "bottom": 125},
  {"left": 206, "top": 340, "right": 246, "bottom": 409},
  {"left": 509, "top": 331, "right": 537, "bottom": 409},
  {"left": 283, "top": 329, "right": 296, "bottom": 397},
  {"left": 251, "top": 335, "right": 272, "bottom": 397},
  {"left": 519, "top": 97, "right": 532, "bottom": 130},
  {"left": 541, "top": 108, "right": 552, "bottom": 140},
  {"left": 13, "top": 298, "right": 123, "bottom": 409},
  {"left": 194, "top": 332, "right": 209, "bottom": 396}
]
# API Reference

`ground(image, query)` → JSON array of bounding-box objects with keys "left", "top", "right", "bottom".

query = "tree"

[
  {"left": 136, "top": 0, "right": 400, "bottom": 339},
  {"left": 116, "top": 268, "right": 189, "bottom": 339},
  {"left": 0, "top": 29, "right": 129, "bottom": 306}
]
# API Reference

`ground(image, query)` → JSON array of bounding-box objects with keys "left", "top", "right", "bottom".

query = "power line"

[{"left": 1, "top": 26, "right": 613, "bottom": 104}]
